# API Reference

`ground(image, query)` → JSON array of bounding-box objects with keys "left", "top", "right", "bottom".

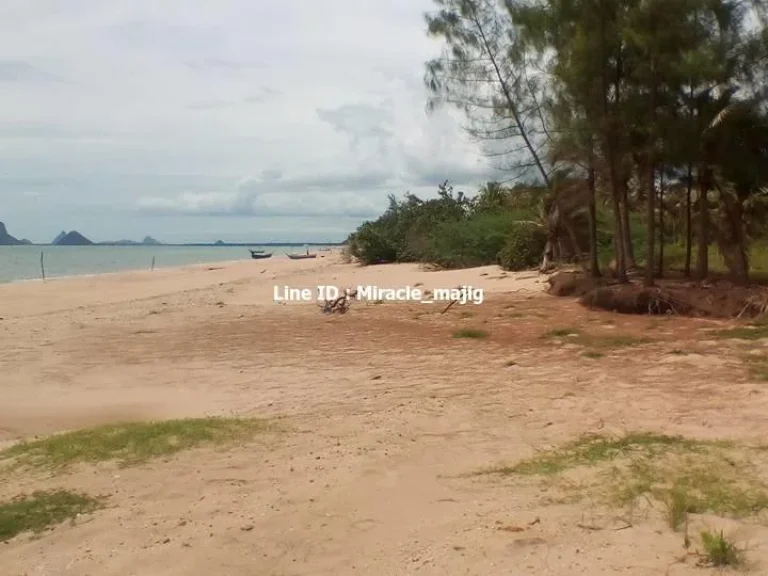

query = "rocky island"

[
  {"left": 0, "top": 222, "right": 32, "bottom": 245},
  {"left": 52, "top": 230, "right": 94, "bottom": 246}
]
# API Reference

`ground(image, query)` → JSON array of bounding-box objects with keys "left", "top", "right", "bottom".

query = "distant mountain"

[
  {"left": 97, "top": 235, "right": 163, "bottom": 246},
  {"left": 0, "top": 222, "right": 24, "bottom": 245},
  {"left": 52, "top": 231, "right": 67, "bottom": 244},
  {"left": 53, "top": 230, "right": 93, "bottom": 246}
]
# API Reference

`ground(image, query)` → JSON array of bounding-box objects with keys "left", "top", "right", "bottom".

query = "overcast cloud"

[{"left": 0, "top": 0, "right": 497, "bottom": 243}]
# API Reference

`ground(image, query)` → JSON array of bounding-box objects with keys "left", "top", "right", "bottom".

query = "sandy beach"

[{"left": 3, "top": 253, "right": 768, "bottom": 575}]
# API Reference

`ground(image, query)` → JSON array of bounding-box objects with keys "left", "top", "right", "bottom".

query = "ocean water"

[{"left": 0, "top": 245, "right": 326, "bottom": 284}]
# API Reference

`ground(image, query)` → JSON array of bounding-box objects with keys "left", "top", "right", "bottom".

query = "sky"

[{"left": 0, "top": 0, "right": 498, "bottom": 244}]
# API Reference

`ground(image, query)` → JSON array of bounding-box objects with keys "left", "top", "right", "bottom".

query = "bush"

[
  {"left": 497, "top": 224, "right": 548, "bottom": 270},
  {"left": 426, "top": 211, "right": 529, "bottom": 269},
  {"left": 348, "top": 222, "right": 398, "bottom": 265}
]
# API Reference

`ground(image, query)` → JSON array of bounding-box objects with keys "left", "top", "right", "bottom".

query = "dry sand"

[{"left": 2, "top": 253, "right": 768, "bottom": 575}]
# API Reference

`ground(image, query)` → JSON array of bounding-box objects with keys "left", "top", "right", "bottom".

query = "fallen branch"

[
  {"left": 441, "top": 300, "right": 458, "bottom": 314},
  {"left": 321, "top": 288, "right": 358, "bottom": 314},
  {"left": 576, "top": 522, "right": 632, "bottom": 531}
]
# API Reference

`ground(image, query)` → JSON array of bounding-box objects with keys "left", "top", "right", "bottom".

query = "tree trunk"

[
  {"left": 610, "top": 173, "right": 627, "bottom": 282},
  {"left": 684, "top": 163, "right": 693, "bottom": 277},
  {"left": 696, "top": 168, "right": 709, "bottom": 280},
  {"left": 716, "top": 187, "right": 750, "bottom": 284},
  {"left": 598, "top": 0, "right": 626, "bottom": 283},
  {"left": 657, "top": 169, "right": 665, "bottom": 277},
  {"left": 645, "top": 162, "right": 655, "bottom": 287},
  {"left": 619, "top": 177, "right": 636, "bottom": 270},
  {"left": 588, "top": 164, "right": 601, "bottom": 277}
]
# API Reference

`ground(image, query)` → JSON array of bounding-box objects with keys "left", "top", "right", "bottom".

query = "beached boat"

[
  {"left": 286, "top": 253, "right": 317, "bottom": 260},
  {"left": 249, "top": 250, "right": 272, "bottom": 259}
]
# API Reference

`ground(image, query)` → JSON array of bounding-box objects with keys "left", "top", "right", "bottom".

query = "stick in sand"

[
  {"left": 151, "top": 256, "right": 156, "bottom": 271},
  {"left": 40, "top": 251, "right": 46, "bottom": 281}
]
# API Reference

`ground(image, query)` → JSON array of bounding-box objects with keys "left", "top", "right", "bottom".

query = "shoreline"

[
  {"left": 0, "top": 248, "right": 342, "bottom": 286},
  {"left": 0, "top": 251, "right": 543, "bottom": 319}
]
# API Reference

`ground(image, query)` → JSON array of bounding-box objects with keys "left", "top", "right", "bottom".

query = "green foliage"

[
  {"left": 700, "top": 530, "right": 742, "bottom": 566},
  {"left": 418, "top": 0, "right": 768, "bottom": 281},
  {"left": 348, "top": 181, "right": 472, "bottom": 266},
  {"left": 0, "top": 417, "right": 272, "bottom": 470},
  {"left": 428, "top": 211, "right": 534, "bottom": 269},
  {"left": 0, "top": 490, "right": 103, "bottom": 542},
  {"left": 348, "top": 180, "right": 549, "bottom": 269},
  {"left": 348, "top": 221, "right": 398, "bottom": 265},
  {"left": 497, "top": 223, "right": 548, "bottom": 270}
]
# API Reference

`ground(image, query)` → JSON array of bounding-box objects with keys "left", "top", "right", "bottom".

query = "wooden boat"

[
  {"left": 249, "top": 250, "right": 272, "bottom": 259},
  {"left": 286, "top": 253, "right": 317, "bottom": 260}
]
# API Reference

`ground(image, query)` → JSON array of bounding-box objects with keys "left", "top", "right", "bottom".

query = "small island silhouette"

[{"left": 0, "top": 221, "right": 344, "bottom": 247}]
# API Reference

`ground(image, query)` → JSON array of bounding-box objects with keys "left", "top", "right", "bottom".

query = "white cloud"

[{"left": 0, "top": 0, "right": 500, "bottom": 242}]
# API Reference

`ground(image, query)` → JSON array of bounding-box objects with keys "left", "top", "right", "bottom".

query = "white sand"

[{"left": 2, "top": 253, "right": 767, "bottom": 575}]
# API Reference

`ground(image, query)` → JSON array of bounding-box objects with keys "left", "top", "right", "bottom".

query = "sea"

[{"left": 0, "top": 245, "right": 330, "bottom": 284}]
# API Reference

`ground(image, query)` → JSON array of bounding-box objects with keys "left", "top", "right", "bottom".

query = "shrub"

[
  {"left": 348, "top": 222, "right": 398, "bottom": 265},
  {"left": 497, "top": 224, "right": 548, "bottom": 270},
  {"left": 426, "top": 211, "right": 529, "bottom": 269}
]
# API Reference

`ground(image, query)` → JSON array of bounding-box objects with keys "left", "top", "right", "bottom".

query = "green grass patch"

[
  {"left": 0, "top": 417, "right": 273, "bottom": 471},
  {"left": 453, "top": 328, "right": 489, "bottom": 339},
  {"left": 478, "top": 433, "right": 768, "bottom": 527},
  {"left": 700, "top": 529, "right": 742, "bottom": 567},
  {"left": 582, "top": 351, "right": 605, "bottom": 359},
  {"left": 543, "top": 327, "right": 581, "bottom": 338},
  {"left": 543, "top": 327, "right": 650, "bottom": 350},
  {"left": 743, "top": 355, "right": 768, "bottom": 381},
  {"left": 0, "top": 490, "right": 103, "bottom": 542},
  {"left": 485, "top": 433, "right": 704, "bottom": 476},
  {"left": 713, "top": 323, "right": 768, "bottom": 341}
]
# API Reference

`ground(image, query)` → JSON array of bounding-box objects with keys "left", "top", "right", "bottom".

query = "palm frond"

[{"left": 708, "top": 103, "right": 738, "bottom": 130}]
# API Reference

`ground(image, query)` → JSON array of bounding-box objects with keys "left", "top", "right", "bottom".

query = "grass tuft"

[
  {"left": 700, "top": 529, "right": 742, "bottom": 567},
  {"left": 667, "top": 485, "right": 691, "bottom": 531},
  {"left": 543, "top": 327, "right": 649, "bottom": 351},
  {"left": 485, "top": 433, "right": 698, "bottom": 476},
  {"left": 543, "top": 327, "right": 581, "bottom": 338},
  {"left": 0, "top": 417, "right": 273, "bottom": 471},
  {"left": 453, "top": 328, "right": 489, "bottom": 339},
  {"left": 479, "top": 432, "right": 768, "bottom": 526},
  {"left": 0, "top": 490, "right": 103, "bottom": 542}
]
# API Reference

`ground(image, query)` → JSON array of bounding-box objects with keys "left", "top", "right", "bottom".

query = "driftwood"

[
  {"left": 440, "top": 285, "right": 472, "bottom": 314},
  {"left": 321, "top": 289, "right": 358, "bottom": 314},
  {"left": 441, "top": 300, "right": 458, "bottom": 314}
]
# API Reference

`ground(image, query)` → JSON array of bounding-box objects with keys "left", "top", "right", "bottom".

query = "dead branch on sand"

[
  {"left": 441, "top": 300, "right": 458, "bottom": 314},
  {"left": 320, "top": 288, "right": 358, "bottom": 314}
]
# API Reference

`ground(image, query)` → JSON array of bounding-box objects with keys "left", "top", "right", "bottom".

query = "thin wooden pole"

[
  {"left": 40, "top": 251, "right": 46, "bottom": 281},
  {"left": 151, "top": 256, "right": 156, "bottom": 271}
]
